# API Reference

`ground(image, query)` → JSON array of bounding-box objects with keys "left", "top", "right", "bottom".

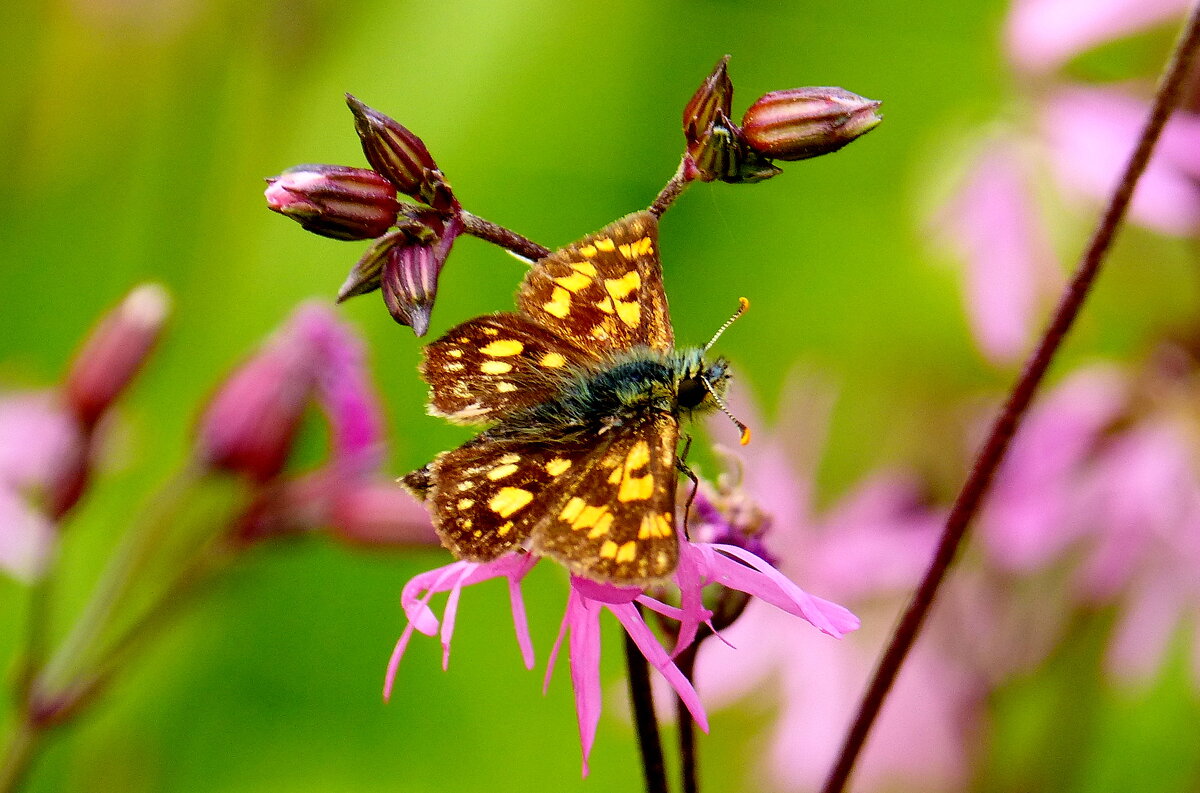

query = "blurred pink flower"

[
  {"left": 979, "top": 365, "right": 1128, "bottom": 570},
  {"left": 697, "top": 383, "right": 984, "bottom": 792},
  {"left": 208, "top": 304, "right": 433, "bottom": 548},
  {"left": 384, "top": 533, "right": 857, "bottom": 775},
  {"left": 0, "top": 392, "right": 85, "bottom": 580},
  {"left": 1005, "top": 0, "right": 1190, "bottom": 74},
  {"left": 1073, "top": 416, "right": 1200, "bottom": 686},
  {"left": 936, "top": 140, "right": 1062, "bottom": 363},
  {"left": 1040, "top": 86, "right": 1200, "bottom": 235}
]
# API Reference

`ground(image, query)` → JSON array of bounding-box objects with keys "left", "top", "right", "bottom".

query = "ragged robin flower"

[{"left": 383, "top": 532, "right": 858, "bottom": 775}]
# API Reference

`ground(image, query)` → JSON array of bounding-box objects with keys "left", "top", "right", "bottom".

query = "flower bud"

[
  {"left": 64, "top": 284, "right": 170, "bottom": 430},
  {"left": 741, "top": 87, "right": 882, "bottom": 161},
  {"left": 346, "top": 95, "right": 456, "bottom": 212},
  {"left": 380, "top": 217, "right": 461, "bottom": 336},
  {"left": 265, "top": 164, "right": 401, "bottom": 241},
  {"left": 683, "top": 56, "right": 734, "bottom": 152},
  {"left": 195, "top": 311, "right": 325, "bottom": 482}
]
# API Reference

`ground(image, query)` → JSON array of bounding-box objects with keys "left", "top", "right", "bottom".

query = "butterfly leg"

[{"left": 676, "top": 433, "right": 700, "bottom": 539}]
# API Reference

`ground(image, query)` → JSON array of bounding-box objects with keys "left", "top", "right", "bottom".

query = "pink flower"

[
  {"left": 1040, "top": 86, "right": 1200, "bottom": 236},
  {"left": 1006, "top": 0, "right": 1191, "bottom": 74},
  {"left": 0, "top": 392, "right": 85, "bottom": 581},
  {"left": 384, "top": 540, "right": 856, "bottom": 775},
  {"left": 697, "top": 382, "right": 984, "bottom": 792},
  {"left": 979, "top": 365, "right": 1128, "bottom": 570},
  {"left": 936, "top": 139, "right": 1062, "bottom": 363},
  {"left": 205, "top": 304, "right": 434, "bottom": 548},
  {"left": 1073, "top": 417, "right": 1200, "bottom": 686}
]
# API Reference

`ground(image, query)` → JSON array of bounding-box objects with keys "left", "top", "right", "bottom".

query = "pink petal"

[
  {"left": 0, "top": 489, "right": 55, "bottom": 582},
  {"left": 936, "top": 141, "right": 1060, "bottom": 363},
  {"left": 566, "top": 591, "right": 603, "bottom": 776},
  {"left": 1106, "top": 577, "right": 1184, "bottom": 684},
  {"left": 1042, "top": 87, "right": 1200, "bottom": 235},
  {"left": 1005, "top": 0, "right": 1190, "bottom": 73},
  {"left": 698, "top": 543, "right": 860, "bottom": 637},
  {"left": 292, "top": 304, "right": 387, "bottom": 473},
  {"left": 608, "top": 602, "right": 708, "bottom": 732},
  {"left": 507, "top": 576, "right": 536, "bottom": 670}
]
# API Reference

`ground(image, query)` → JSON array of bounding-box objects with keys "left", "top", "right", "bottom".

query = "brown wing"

[
  {"left": 405, "top": 432, "right": 606, "bottom": 562},
  {"left": 531, "top": 412, "right": 680, "bottom": 585},
  {"left": 516, "top": 211, "right": 673, "bottom": 356},
  {"left": 419, "top": 312, "right": 588, "bottom": 425}
]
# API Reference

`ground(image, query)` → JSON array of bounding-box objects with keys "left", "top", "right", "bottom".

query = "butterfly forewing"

[
  {"left": 532, "top": 413, "right": 680, "bottom": 584},
  {"left": 420, "top": 313, "right": 589, "bottom": 424},
  {"left": 517, "top": 211, "right": 673, "bottom": 355}
]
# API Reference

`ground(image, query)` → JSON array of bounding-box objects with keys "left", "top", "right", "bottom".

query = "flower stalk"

[{"left": 820, "top": 6, "right": 1200, "bottom": 792}]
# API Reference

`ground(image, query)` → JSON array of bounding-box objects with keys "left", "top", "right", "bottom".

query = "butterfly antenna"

[
  {"left": 704, "top": 297, "right": 750, "bottom": 352},
  {"left": 702, "top": 377, "right": 751, "bottom": 445}
]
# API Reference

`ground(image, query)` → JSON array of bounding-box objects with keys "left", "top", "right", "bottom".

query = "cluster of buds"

[
  {"left": 265, "top": 96, "right": 462, "bottom": 335},
  {"left": 682, "top": 56, "right": 883, "bottom": 183}
]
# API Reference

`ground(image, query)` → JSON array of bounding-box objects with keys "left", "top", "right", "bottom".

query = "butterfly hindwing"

[
  {"left": 532, "top": 412, "right": 680, "bottom": 584},
  {"left": 413, "top": 433, "right": 600, "bottom": 561},
  {"left": 517, "top": 211, "right": 673, "bottom": 355},
  {"left": 420, "top": 313, "right": 589, "bottom": 424}
]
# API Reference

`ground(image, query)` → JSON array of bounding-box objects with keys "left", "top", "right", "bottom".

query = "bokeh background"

[{"left": 3, "top": 0, "right": 1200, "bottom": 791}]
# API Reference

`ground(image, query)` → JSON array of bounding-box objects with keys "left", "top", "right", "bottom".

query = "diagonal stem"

[{"left": 820, "top": 6, "right": 1200, "bottom": 793}]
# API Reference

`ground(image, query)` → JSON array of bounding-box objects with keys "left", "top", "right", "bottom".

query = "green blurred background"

[{"left": 3, "top": 0, "right": 1199, "bottom": 790}]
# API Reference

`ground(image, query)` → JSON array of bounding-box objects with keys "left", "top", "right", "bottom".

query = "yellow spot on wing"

[
  {"left": 482, "top": 327, "right": 499, "bottom": 336},
  {"left": 446, "top": 349, "right": 463, "bottom": 358},
  {"left": 540, "top": 352, "right": 567, "bottom": 368},
  {"left": 554, "top": 272, "right": 592, "bottom": 293},
  {"left": 571, "top": 504, "right": 609, "bottom": 530},
  {"left": 618, "top": 243, "right": 633, "bottom": 259},
  {"left": 616, "top": 301, "right": 641, "bottom": 328},
  {"left": 457, "top": 498, "right": 475, "bottom": 510},
  {"left": 594, "top": 237, "right": 616, "bottom": 252},
  {"left": 618, "top": 473, "right": 655, "bottom": 502},
  {"left": 496, "top": 382, "right": 517, "bottom": 393},
  {"left": 543, "top": 286, "right": 571, "bottom": 319},
  {"left": 489, "top": 487, "right": 533, "bottom": 517},
  {"left": 599, "top": 540, "right": 619, "bottom": 559},
  {"left": 570, "top": 261, "right": 598, "bottom": 276},
  {"left": 560, "top": 497, "right": 586, "bottom": 523},
  {"left": 498, "top": 520, "right": 514, "bottom": 537},
  {"left": 487, "top": 463, "right": 519, "bottom": 480},
  {"left": 627, "top": 440, "right": 651, "bottom": 470},
  {"left": 481, "top": 339, "right": 524, "bottom": 357},
  {"left": 545, "top": 458, "right": 571, "bottom": 476},
  {"left": 636, "top": 236, "right": 654, "bottom": 255},
  {"left": 578, "top": 245, "right": 597, "bottom": 258},
  {"left": 587, "top": 512, "right": 614, "bottom": 538},
  {"left": 594, "top": 298, "right": 615, "bottom": 314},
  {"left": 499, "top": 453, "right": 520, "bottom": 464},
  {"left": 616, "top": 541, "right": 638, "bottom": 563},
  {"left": 607, "top": 467, "right": 621, "bottom": 484},
  {"left": 480, "top": 360, "right": 513, "bottom": 375},
  {"left": 638, "top": 513, "right": 673, "bottom": 539},
  {"left": 604, "top": 271, "right": 641, "bottom": 300}
]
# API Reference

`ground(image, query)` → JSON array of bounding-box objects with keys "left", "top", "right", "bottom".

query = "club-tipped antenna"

[
  {"left": 702, "top": 376, "right": 751, "bottom": 445},
  {"left": 704, "top": 297, "right": 750, "bottom": 352}
]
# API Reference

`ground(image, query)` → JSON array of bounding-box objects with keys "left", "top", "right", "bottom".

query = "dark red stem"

[{"left": 820, "top": 7, "right": 1200, "bottom": 793}]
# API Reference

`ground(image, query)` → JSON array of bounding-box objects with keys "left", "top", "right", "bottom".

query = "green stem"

[
  {"left": 0, "top": 716, "right": 40, "bottom": 793},
  {"left": 35, "top": 465, "right": 205, "bottom": 694}
]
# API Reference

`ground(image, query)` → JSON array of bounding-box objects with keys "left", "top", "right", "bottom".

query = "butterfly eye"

[{"left": 677, "top": 375, "right": 708, "bottom": 409}]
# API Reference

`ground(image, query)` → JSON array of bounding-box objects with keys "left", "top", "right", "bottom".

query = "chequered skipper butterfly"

[{"left": 402, "top": 211, "right": 746, "bottom": 584}]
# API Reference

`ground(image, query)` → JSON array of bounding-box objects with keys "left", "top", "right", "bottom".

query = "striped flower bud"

[
  {"left": 346, "top": 95, "right": 456, "bottom": 212},
  {"left": 741, "top": 87, "right": 882, "bottom": 161},
  {"left": 683, "top": 55, "right": 734, "bottom": 154},
  {"left": 265, "top": 164, "right": 401, "bottom": 241},
  {"left": 379, "top": 217, "right": 461, "bottom": 337}
]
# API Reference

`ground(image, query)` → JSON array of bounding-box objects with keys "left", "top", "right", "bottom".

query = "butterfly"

[{"left": 402, "top": 211, "right": 747, "bottom": 585}]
